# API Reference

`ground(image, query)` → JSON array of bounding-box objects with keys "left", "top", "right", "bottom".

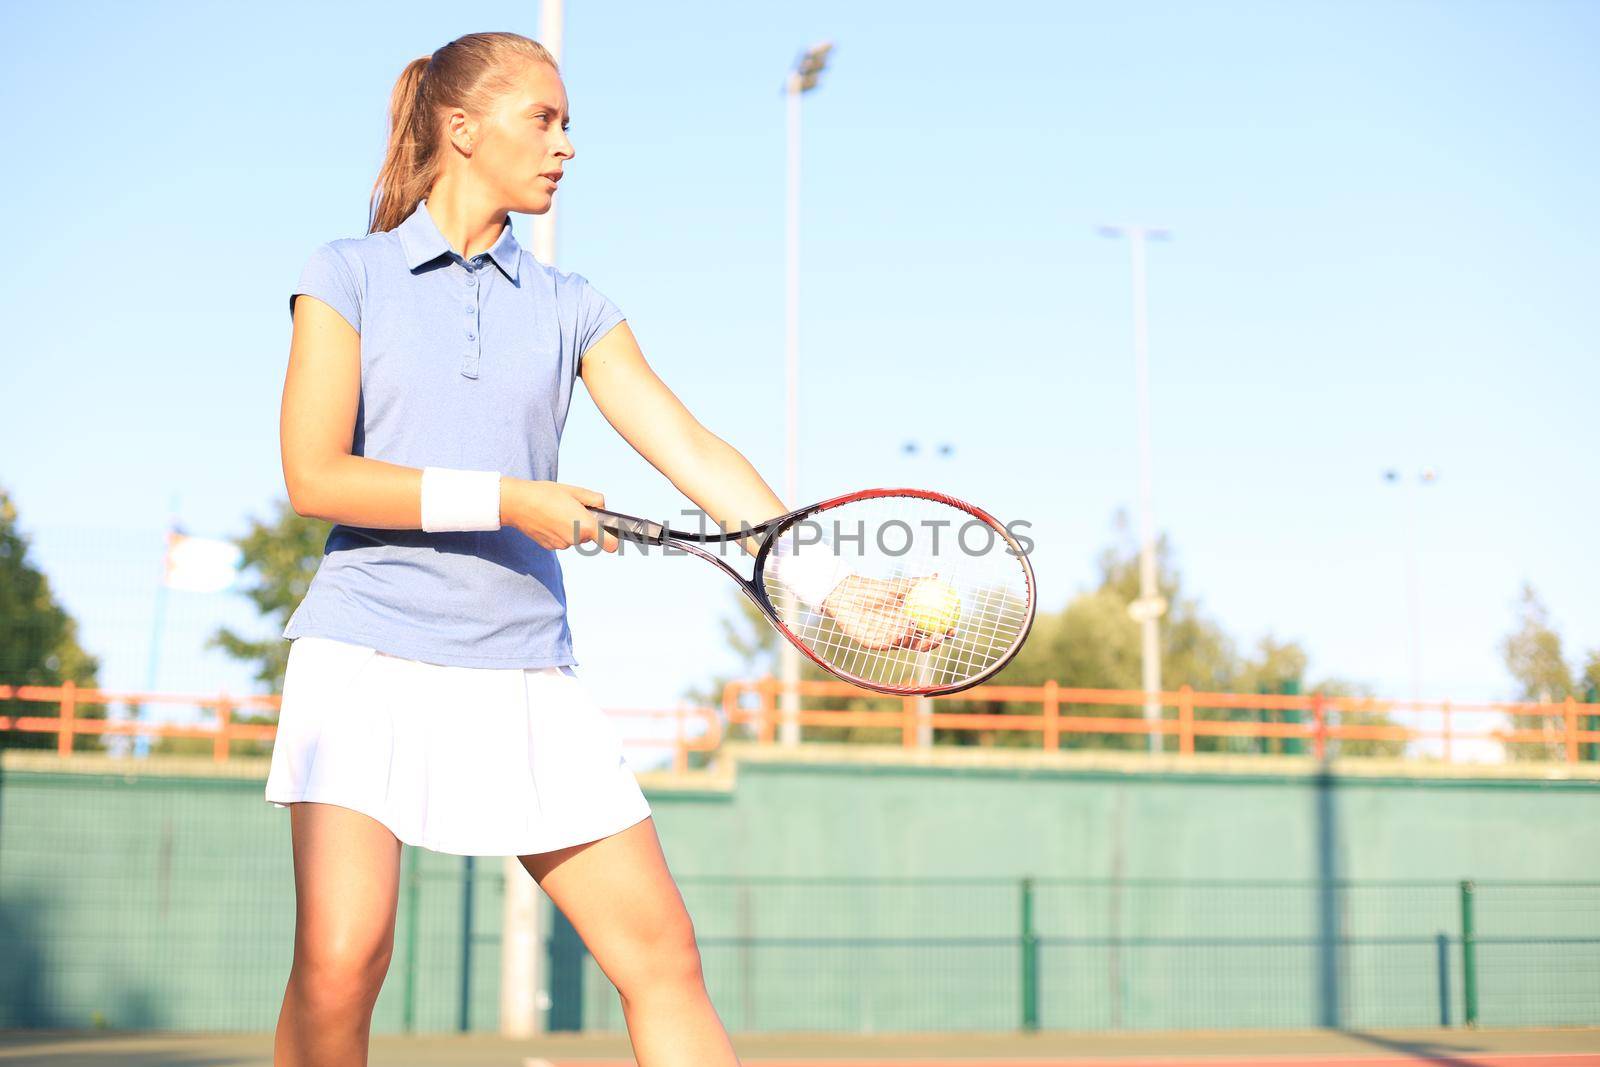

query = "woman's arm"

[
  {"left": 280, "top": 295, "right": 617, "bottom": 551},
  {"left": 578, "top": 321, "right": 789, "bottom": 552},
  {"left": 580, "top": 320, "right": 937, "bottom": 649}
]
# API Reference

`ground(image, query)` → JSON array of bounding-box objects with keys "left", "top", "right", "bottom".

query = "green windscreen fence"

[{"left": 1, "top": 765, "right": 1596, "bottom": 1034}]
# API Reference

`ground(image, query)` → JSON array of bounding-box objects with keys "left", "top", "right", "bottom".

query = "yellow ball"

[{"left": 903, "top": 578, "right": 962, "bottom": 634}]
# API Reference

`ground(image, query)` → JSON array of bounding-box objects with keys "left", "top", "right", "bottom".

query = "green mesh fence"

[
  {"left": 1470, "top": 881, "right": 1600, "bottom": 1027},
  {"left": 1, "top": 765, "right": 1596, "bottom": 1034},
  {"left": 561, "top": 874, "right": 1598, "bottom": 1033}
]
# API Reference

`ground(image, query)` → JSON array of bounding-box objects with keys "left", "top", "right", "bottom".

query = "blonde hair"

[{"left": 367, "top": 32, "right": 559, "bottom": 234}]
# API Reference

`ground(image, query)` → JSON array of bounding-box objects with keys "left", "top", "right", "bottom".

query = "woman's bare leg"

[
  {"left": 274, "top": 801, "right": 403, "bottom": 1067},
  {"left": 520, "top": 816, "right": 739, "bottom": 1067}
]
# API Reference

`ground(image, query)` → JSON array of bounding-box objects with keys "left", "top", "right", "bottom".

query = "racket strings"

[
  {"left": 795, "top": 581, "right": 1026, "bottom": 685},
  {"left": 759, "top": 494, "right": 1033, "bottom": 693}
]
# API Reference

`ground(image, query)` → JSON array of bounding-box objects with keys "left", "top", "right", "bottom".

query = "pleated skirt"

[{"left": 264, "top": 634, "right": 652, "bottom": 857}]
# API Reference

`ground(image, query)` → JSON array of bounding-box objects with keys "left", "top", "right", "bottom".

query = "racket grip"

[{"left": 589, "top": 508, "right": 666, "bottom": 545}]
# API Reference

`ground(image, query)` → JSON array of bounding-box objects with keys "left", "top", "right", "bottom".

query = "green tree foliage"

[
  {"left": 0, "top": 484, "right": 104, "bottom": 751},
  {"left": 185, "top": 498, "right": 330, "bottom": 758},
  {"left": 694, "top": 508, "right": 1402, "bottom": 757},
  {"left": 1499, "top": 582, "right": 1599, "bottom": 761},
  {"left": 207, "top": 498, "right": 330, "bottom": 692}
]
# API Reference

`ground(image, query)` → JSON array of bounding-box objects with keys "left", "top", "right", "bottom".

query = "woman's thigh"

[
  {"left": 519, "top": 817, "right": 700, "bottom": 989},
  {"left": 289, "top": 801, "right": 404, "bottom": 974}
]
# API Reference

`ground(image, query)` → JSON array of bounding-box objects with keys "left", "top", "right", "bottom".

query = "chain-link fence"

[{"left": 3, "top": 760, "right": 1592, "bottom": 1036}]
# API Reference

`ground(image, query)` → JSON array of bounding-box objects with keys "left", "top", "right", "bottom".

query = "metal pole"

[
  {"left": 902, "top": 441, "right": 954, "bottom": 749},
  {"left": 779, "top": 72, "right": 802, "bottom": 746},
  {"left": 1129, "top": 230, "right": 1162, "bottom": 750},
  {"left": 1459, "top": 879, "right": 1478, "bottom": 1027},
  {"left": 402, "top": 845, "right": 420, "bottom": 1033},
  {"left": 1384, "top": 467, "right": 1436, "bottom": 751},
  {"left": 134, "top": 493, "right": 181, "bottom": 759},
  {"left": 1020, "top": 877, "right": 1039, "bottom": 1030},
  {"left": 458, "top": 855, "right": 475, "bottom": 1032},
  {"left": 502, "top": 2, "right": 565, "bottom": 1038},
  {"left": 1101, "top": 226, "right": 1170, "bottom": 752},
  {"left": 528, "top": 1, "right": 563, "bottom": 269},
  {"left": 777, "top": 43, "right": 831, "bottom": 744},
  {"left": 1404, "top": 474, "right": 1422, "bottom": 723}
]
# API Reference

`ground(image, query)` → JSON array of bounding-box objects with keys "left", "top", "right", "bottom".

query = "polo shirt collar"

[{"left": 398, "top": 198, "right": 521, "bottom": 282}]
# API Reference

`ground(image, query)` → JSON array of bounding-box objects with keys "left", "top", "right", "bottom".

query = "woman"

[{"left": 263, "top": 30, "right": 807, "bottom": 1066}]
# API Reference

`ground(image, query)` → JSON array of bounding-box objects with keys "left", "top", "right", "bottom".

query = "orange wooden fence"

[
  {"left": 0, "top": 681, "right": 721, "bottom": 773},
  {"left": 3, "top": 677, "right": 1597, "bottom": 770},
  {"left": 718, "top": 677, "right": 1600, "bottom": 763}
]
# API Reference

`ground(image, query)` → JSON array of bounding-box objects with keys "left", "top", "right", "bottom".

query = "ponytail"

[{"left": 367, "top": 56, "right": 433, "bottom": 235}]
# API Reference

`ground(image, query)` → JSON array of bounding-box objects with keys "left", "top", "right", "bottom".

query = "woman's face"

[{"left": 464, "top": 61, "right": 574, "bottom": 215}]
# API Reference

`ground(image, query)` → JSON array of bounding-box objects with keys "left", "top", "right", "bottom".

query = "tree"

[
  {"left": 187, "top": 498, "right": 330, "bottom": 758},
  {"left": 0, "top": 484, "right": 104, "bottom": 751},
  {"left": 207, "top": 498, "right": 330, "bottom": 692},
  {"left": 1502, "top": 583, "right": 1577, "bottom": 701},
  {"left": 695, "top": 507, "right": 1405, "bottom": 756},
  {"left": 1499, "top": 583, "right": 1598, "bottom": 761},
  {"left": 997, "top": 510, "right": 1403, "bottom": 755}
]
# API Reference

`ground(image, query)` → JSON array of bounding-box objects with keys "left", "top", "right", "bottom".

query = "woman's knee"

[
  {"left": 607, "top": 912, "right": 706, "bottom": 995},
  {"left": 292, "top": 933, "right": 394, "bottom": 1008}
]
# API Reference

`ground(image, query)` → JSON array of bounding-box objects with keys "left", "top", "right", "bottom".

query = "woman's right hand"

[{"left": 500, "top": 479, "right": 619, "bottom": 553}]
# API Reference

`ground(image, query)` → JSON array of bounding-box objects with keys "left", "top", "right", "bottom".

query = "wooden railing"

[
  {"left": 4, "top": 677, "right": 1598, "bottom": 771},
  {"left": 719, "top": 678, "right": 1600, "bottom": 763},
  {"left": 0, "top": 682, "right": 722, "bottom": 773}
]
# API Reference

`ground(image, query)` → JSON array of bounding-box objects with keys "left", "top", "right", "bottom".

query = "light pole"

[
  {"left": 778, "top": 41, "right": 832, "bottom": 747},
  {"left": 527, "top": 4, "right": 564, "bottom": 269},
  {"left": 1383, "top": 467, "right": 1439, "bottom": 719},
  {"left": 503, "top": 3, "right": 566, "bottom": 1041},
  {"left": 902, "top": 440, "right": 956, "bottom": 748},
  {"left": 1099, "top": 225, "right": 1170, "bottom": 752}
]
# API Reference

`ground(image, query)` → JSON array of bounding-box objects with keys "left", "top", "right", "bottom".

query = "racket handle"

[{"left": 589, "top": 507, "right": 667, "bottom": 545}]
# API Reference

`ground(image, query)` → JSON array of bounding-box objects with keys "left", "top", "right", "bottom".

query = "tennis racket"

[{"left": 588, "top": 487, "right": 1035, "bottom": 696}]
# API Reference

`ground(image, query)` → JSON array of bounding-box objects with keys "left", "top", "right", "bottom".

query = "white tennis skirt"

[{"left": 264, "top": 634, "right": 652, "bottom": 857}]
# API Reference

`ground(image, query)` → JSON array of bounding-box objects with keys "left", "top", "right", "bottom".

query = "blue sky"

[{"left": 2, "top": 1, "right": 1596, "bottom": 757}]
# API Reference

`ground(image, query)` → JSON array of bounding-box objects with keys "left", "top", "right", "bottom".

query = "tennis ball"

[{"left": 903, "top": 578, "right": 962, "bottom": 634}]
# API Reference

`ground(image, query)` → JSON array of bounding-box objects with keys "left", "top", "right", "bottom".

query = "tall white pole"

[
  {"left": 1129, "top": 229, "right": 1162, "bottom": 751},
  {"left": 1100, "top": 224, "right": 1169, "bottom": 753},
  {"left": 779, "top": 73, "right": 802, "bottom": 747},
  {"left": 1403, "top": 475, "right": 1421, "bottom": 710},
  {"left": 775, "top": 45, "right": 831, "bottom": 746},
  {"left": 785, "top": 80, "right": 800, "bottom": 510},
  {"left": 503, "top": 1, "right": 565, "bottom": 1039},
  {"left": 528, "top": 2, "right": 564, "bottom": 268},
  {"left": 902, "top": 442, "right": 954, "bottom": 749},
  {"left": 1385, "top": 467, "right": 1436, "bottom": 735}
]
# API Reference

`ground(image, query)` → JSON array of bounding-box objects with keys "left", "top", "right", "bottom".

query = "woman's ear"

[{"left": 445, "top": 109, "right": 475, "bottom": 154}]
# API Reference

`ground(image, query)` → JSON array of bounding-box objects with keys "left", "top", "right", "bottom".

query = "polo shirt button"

[{"left": 467, "top": 332, "right": 476, "bottom": 340}]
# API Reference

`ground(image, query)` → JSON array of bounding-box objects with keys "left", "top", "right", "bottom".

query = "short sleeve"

[
  {"left": 573, "top": 273, "right": 625, "bottom": 373},
  {"left": 289, "top": 242, "right": 362, "bottom": 334}
]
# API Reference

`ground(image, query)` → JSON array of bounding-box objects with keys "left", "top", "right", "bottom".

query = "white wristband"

[
  {"left": 420, "top": 467, "right": 502, "bottom": 532},
  {"left": 771, "top": 535, "right": 853, "bottom": 609}
]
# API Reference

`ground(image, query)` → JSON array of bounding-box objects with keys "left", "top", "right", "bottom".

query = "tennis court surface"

[{"left": 2, "top": 1026, "right": 1596, "bottom": 1066}]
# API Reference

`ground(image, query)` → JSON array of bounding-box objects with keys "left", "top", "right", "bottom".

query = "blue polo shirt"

[{"left": 281, "top": 198, "right": 625, "bottom": 667}]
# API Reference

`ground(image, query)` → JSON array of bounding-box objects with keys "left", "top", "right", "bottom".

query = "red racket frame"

[{"left": 590, "top": 487, "right": 1037, "bottom": 697}]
